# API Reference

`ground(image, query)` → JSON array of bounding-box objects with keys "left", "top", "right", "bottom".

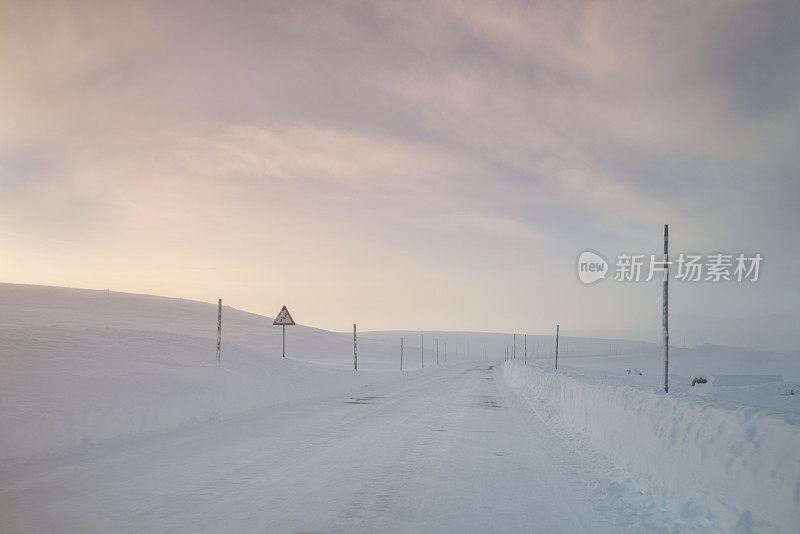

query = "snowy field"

[{"left": 1, "top": 283, "right": 798, "bottom": 532}]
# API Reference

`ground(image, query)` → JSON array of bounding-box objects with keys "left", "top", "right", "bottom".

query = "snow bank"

[
  {"left": 0, "top": 324, "right": 425, "bottom": 464},
  {"left": 0, "top": 284, "right": 429, "bottom": 464},
  {"left": 502, "top": 363, "right": 800, "bottom": 533},
  {"left": 1, "top": 282, "right": 669, "bottom": 467}
]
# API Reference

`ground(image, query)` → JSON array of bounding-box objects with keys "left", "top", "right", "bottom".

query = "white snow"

[
  {"left": 503, "top": 363, "right": 800, "bottom": 533},
  {"left": 1, "top": 282, "right": 798, "bottom": 532},
  {"left": 0, "top": 283, "right": 423, "bottom": 463}
]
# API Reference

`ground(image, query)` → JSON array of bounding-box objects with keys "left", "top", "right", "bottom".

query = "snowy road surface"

[{"left": 1, "top": 362, "right": 661, "bottom": 533}]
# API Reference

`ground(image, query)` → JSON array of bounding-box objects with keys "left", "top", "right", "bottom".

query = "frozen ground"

[
  {"left": 0, "top": 361, "right": 682, "bottom": 533},
  {"left": 1, "top": 283, "right": 798, "bottom": 532}
]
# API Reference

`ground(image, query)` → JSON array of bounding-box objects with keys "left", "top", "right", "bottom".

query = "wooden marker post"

[
  {"left": 555, "top": 324, "right": 560, "bottom": 370},
  {"left": 663, "top": 224, "right": 670, "bottom": 393},
  {"left": 216, "top": 299, "right": 222, "bottom": 367}
]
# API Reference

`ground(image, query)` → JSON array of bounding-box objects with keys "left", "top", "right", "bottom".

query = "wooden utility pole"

[
  {"left": 353, "top": 324, "right": 358, "bottom": 371},
  {"left": 401, "top": 337, "right": 404, "bottom": 371},
  {"left": 555, "top": 324, "right": 560, "bottom": 370},
  {"left": 663, "top": 224, "right": 670, "bottom": 393},
  {"left": 216, "top": 299, "right": 222, "bottom": 367}
]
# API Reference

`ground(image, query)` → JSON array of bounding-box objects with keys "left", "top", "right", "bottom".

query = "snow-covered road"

[{"left": 1, "top": 361, "right": 657, "bottom": 533}]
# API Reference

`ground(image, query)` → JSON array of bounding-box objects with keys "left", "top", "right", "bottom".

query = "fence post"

[
  {"left": 555, "top": 324, "right": 560, "bottom": 370},
  {"left": 663, "top": 224, "right": 670, "bottom": 393},
  {"left": 216, "top": 299, "right": 222, "bottom": 367}
]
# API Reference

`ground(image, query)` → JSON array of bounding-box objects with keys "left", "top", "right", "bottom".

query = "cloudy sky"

[{"left": 2, "top": 1, "right": 799, "bottom": 347}]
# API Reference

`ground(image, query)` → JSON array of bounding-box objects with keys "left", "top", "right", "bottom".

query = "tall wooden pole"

[
  {"left": 555, "top": 324, "right": 560, "bottom": 370},
  {"left": 216, "top": 299, "right": 222, "bottom": 367},
  {"left": 663, "top": 224, "right": 670, "bottom": 393},
  {"left": 353, "top": 323, "right": 358, "bottom": 371}
]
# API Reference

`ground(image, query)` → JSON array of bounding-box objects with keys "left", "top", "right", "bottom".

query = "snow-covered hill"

[
  {"left": 2, "top": 282, "right": 798, "bottom": 467},
  {"left": 0, "top": 283, "right": 416, "bottom": 463},
  {"left": 2, "top": 283, "right": 799, "bottom": 532}
]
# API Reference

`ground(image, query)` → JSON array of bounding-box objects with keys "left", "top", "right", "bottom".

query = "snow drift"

[
  {"left": 0, "top": 283, "right": 669, "bottom": 466},
  {"left": 0, "top": 284, "right": 424, "bottom": 464},
  {"left": 502, "top": 363, "right": 800, "bottom": 533}
]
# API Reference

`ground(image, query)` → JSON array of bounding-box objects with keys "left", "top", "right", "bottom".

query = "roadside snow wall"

[{"left": 502, "top": 363, "right": 800, "bottom": 533}]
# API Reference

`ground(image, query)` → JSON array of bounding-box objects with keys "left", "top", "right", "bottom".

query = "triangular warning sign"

[{"left": 273, "top": 305, "right": 295, "bottom": 325}]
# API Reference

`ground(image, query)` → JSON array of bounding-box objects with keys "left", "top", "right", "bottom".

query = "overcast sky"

[{"left": 2, "top": 1, "right": 799, "bottom": 347}]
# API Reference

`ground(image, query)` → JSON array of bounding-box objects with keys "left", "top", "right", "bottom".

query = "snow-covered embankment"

[{"left": 502, "top": 363, "right": 800, "bottom": 533}]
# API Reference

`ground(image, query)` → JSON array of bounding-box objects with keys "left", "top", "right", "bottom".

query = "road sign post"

[{"left": 273, "top": 305, "right": 296, "bottom": 358}]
